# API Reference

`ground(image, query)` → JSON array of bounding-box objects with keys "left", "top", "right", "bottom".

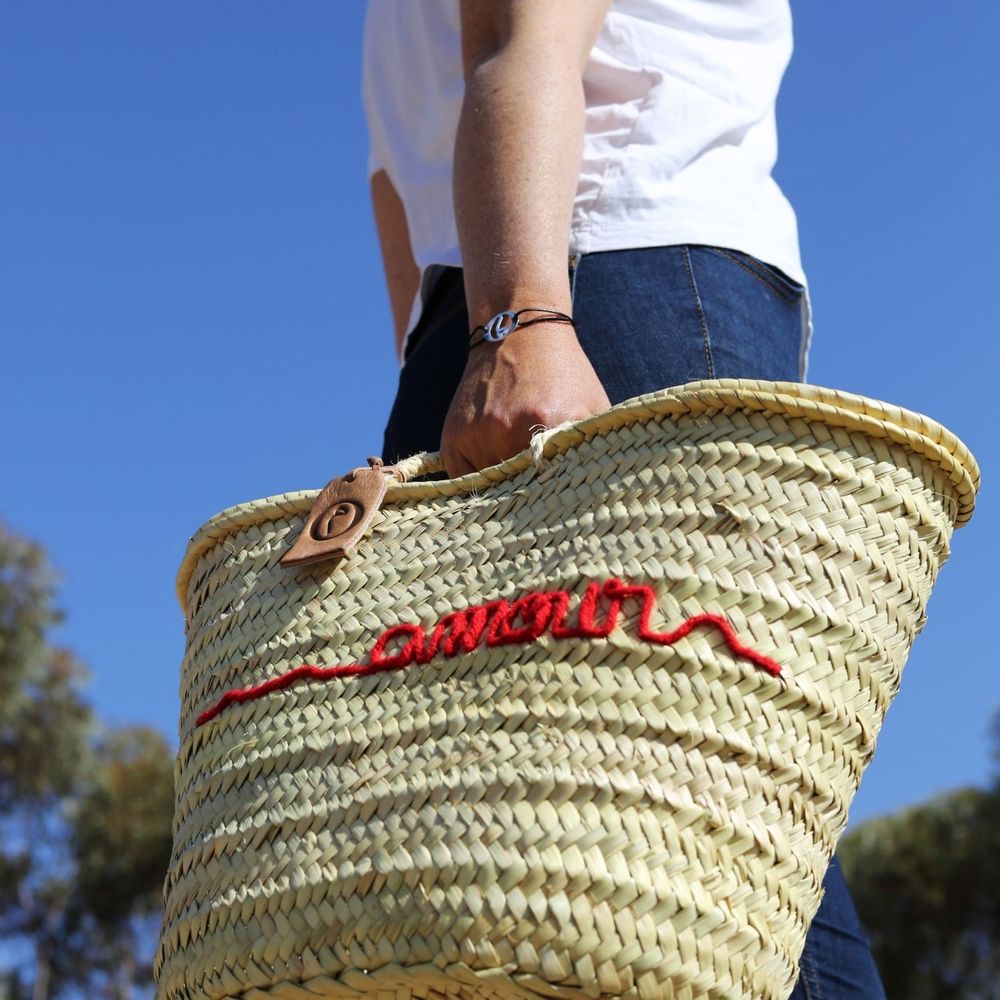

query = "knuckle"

[{"left": 532, "top": 404, "right": 574, "bottom": 430}]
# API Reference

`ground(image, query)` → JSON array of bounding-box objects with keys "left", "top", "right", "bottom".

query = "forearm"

[
  {"left": 454, "top": 50, "right": 585, "bottom": 327},
  {"left": 441, "top": 1, "right": 613, "bottom": 476},
  {"left": 370, "top": 168, "right": 420, "bottom": 360}
]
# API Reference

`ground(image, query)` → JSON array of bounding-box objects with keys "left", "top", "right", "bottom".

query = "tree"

[
  {"left": 839, "top": 714, "right": 1000, "bottom": 999},
  {"left": 0, "top": 523, "right": 174, "bottom": 998},
  {"left": 63, "top": 727, "right": 175, "bottom": 997},
  {"left": 0, "top": 524, "right": 95, "bottom": 998}
]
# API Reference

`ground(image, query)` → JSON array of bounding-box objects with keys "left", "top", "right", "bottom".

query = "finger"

[
  {"left": 443, "top": 445, "right": 477, "bottom": 479},
  {"left": 471, "top": 427, "right": 528, "bottom": 472}
]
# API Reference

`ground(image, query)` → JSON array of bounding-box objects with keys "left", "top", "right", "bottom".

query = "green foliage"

[
  {"left": 0, "top": 524, "right": 97, "bottom": 994},
  {"left": 0, "top": 523, "right": 176, "bottom": 999},
  {"left": 839, "top": 728, "right": 1000, "bottom": 999},
  {"left": 68, "top": 726, "right": 175, "bottom": 927},
  {"left": 0, "top": 525, "right": 95, "bottom": 811}
]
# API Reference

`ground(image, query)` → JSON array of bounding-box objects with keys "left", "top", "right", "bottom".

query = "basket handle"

[{"left": 381, "top": 450, "right": 447, "bottom": 484}]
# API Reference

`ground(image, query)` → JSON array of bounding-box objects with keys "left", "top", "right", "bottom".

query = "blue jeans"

[{"left": 382, "top": 245, "right": 886, "bottom": 999}]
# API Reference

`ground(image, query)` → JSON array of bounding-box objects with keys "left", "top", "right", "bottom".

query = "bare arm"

[
  {"left": 370, "top": 167, "right": 420, "bottom": 362},
  {"left": 455, "top": 0, "right": 611, "bottom": 325},
  {"left": 441, "top": 0, "right": 613, "bottom": 476}
]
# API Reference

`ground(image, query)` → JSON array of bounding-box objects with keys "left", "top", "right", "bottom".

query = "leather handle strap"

[{"left": 280, "top": 452, "right": 447, "bottom": 568}]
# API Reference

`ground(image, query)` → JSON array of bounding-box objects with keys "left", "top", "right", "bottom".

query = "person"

[{"left": 363, "top": 2, "right": 886, "bottom": 996}]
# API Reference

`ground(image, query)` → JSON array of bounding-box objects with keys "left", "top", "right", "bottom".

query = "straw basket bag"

[{"left": 155, "top": 378, "right": 979, "bottom": 1000}]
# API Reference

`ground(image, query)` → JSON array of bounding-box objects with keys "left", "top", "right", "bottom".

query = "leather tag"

[{"left": 280, "top": 465, "right": 388, "bottom": 568}]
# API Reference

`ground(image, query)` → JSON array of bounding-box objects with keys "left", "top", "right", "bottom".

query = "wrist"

[{"left": 465, "top": 280, "right": 573, "bottom": 332}]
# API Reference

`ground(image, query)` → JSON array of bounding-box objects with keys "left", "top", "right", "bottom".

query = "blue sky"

[{"left": 1, "top": 3, "right": 996, "bottom": 832}]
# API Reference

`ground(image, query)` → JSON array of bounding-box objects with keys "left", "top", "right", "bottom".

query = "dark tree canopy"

[
  {"left": 839, "top": 725, "right": 1000, "bottom": 999},
  {"left": 0, "top": 524, "right": 175, "bottom": 999},
  {"left": 69, "top": 726, "right": 175, "bottom": 928},
  {"left": 0, "top": 525, "right": 95, "bottom": 811}
]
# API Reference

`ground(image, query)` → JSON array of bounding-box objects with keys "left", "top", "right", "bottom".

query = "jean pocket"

[{"left": 704, "top": 246, "right": 805, "bottom": 304}]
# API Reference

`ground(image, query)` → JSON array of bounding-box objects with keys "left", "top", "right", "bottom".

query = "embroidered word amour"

[{"left": 195, "top": 577, "right": 781, "bottom": 727}]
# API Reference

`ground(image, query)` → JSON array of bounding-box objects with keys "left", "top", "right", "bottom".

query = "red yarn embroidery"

[{"left": 195, "top": 577, "right": 781, "bottom": 726}]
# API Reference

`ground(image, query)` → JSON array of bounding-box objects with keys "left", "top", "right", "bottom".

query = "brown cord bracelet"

[{"left": 467, "top": 308, "right": 575, "bottom": 351}]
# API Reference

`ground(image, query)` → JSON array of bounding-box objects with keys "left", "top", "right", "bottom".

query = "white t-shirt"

[{"left": 362, "top": 0, "right": 811, "bottom": 375}]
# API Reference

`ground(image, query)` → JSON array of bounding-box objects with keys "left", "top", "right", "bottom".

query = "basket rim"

[{"left": 175, "top": 377, "right": 981, "bottom": 613}]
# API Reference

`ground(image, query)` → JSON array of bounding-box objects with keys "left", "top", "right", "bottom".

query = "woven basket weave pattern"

[{"left": 154, "top": 380, "right": 978, "bottom": 1000}]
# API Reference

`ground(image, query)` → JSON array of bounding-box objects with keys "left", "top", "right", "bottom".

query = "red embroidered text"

[{"left": 195, "top": 577, "right": 780, "bottom": 726}]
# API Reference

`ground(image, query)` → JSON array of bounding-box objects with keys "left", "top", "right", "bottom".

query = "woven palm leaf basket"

[{"left": 154, "top": 378, "right": 979, "bottom": 1000}]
